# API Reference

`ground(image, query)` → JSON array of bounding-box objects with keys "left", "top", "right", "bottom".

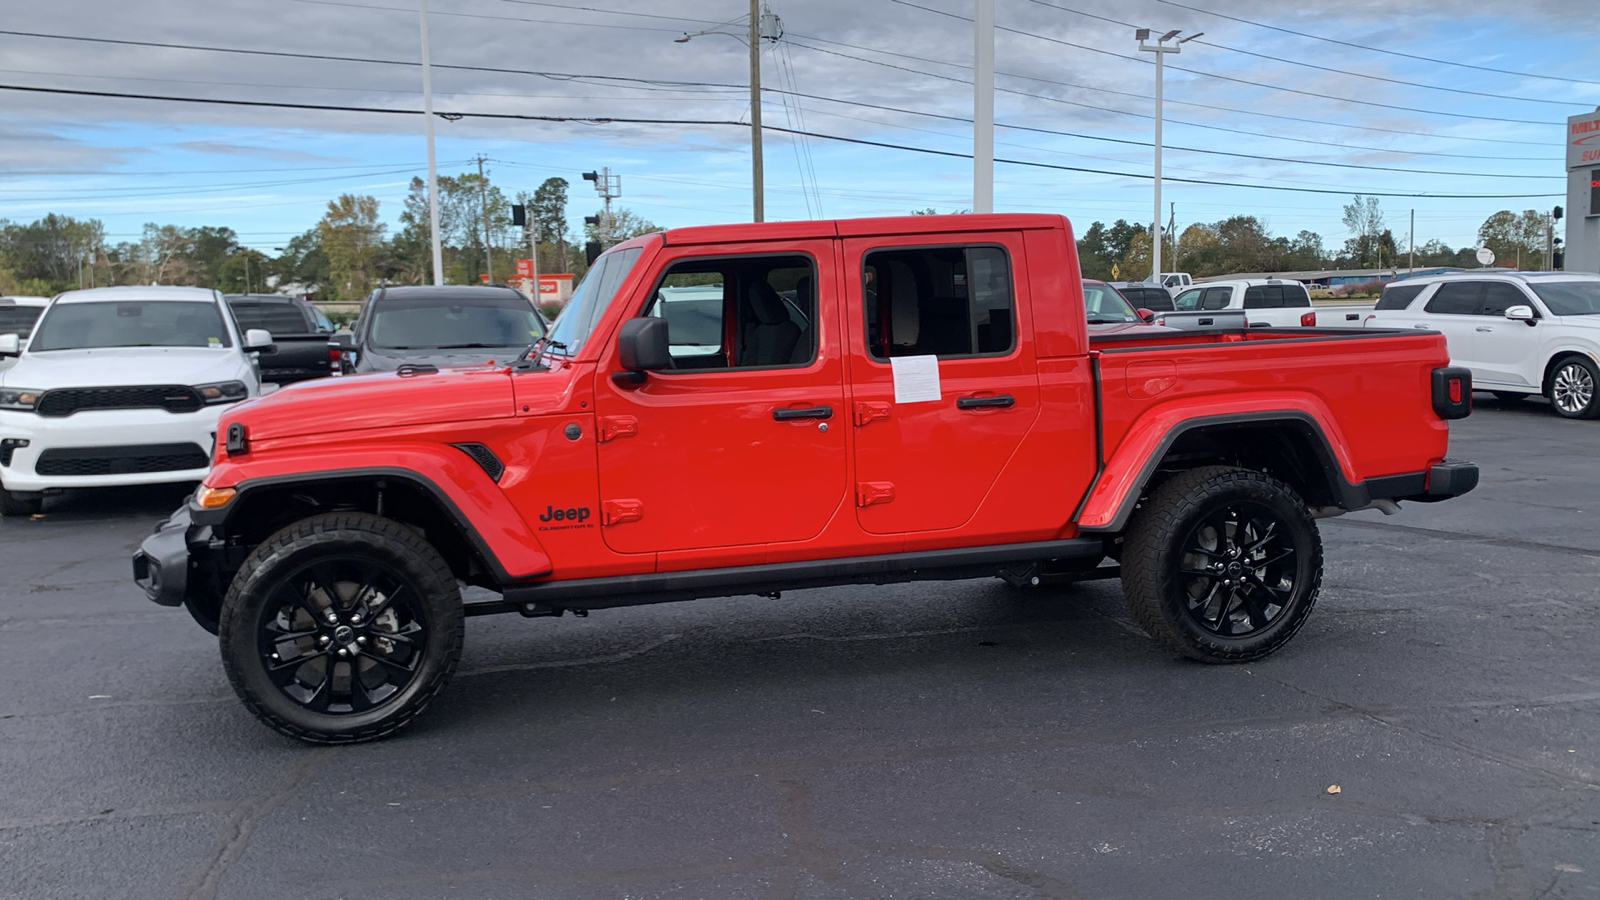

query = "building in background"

[{"left": 1567, "top": 110, "right": 1600, "bottom": 275}]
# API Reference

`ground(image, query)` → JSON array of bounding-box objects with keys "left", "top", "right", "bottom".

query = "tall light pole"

[
  {"left": 1137, "top": 28, "right": 1201, "bottom": 284},
  {"left": 974, "top": 0, "right": 994, "bottom": 214},
  {"left": 676, "top": 3, "right": 779, "bottom": 223},
  {"left": 419, "top": 0, "right": 445, "bottom": 285}
]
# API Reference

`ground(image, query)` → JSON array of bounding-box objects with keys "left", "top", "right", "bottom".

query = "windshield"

[
  {"left": 30, "top": 300, "right": 232, "bottom": 351},
  {"left": 1083, "top": 283, "right": 1139, "bottom": 324},
  {"left": 1531, "top": 282, "right": 1600, "bottom": 317},
  {"left": 369, "top": 294, "right": 543, "bottom": 350},
  {"left": 546, "top": 247, "right": 644, "bottom": 356}
]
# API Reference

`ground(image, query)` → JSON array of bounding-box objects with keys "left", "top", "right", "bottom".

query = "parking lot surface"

[{"left": 2, "top": 395, "right": 1597, "bottom": 899}]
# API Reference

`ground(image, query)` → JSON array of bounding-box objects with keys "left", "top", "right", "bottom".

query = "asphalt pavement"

[{"left": 1, "top": 394, "right": 1597, "bottom": 899}]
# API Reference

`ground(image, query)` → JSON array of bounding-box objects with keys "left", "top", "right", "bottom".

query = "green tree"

[
  {"left": 317, "top": 194, "right": 385, "bottom": 302},
  {"left": 1118, "top": 229, "right": 1152, "bottom": 283},
  {"left": 0, "top": 214, "right": 105, "bottom": 292},
  {"left": 1341, "top": 195, "right": 1386, "bottom": 268},
  {"left": 583, "top": 208, "right": 661, "bottom": 245},
  {"left": 1477, "top": 210, "right": 1546, "bottom": 269}
]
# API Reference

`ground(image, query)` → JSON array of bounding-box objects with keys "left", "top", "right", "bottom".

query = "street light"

[
  {"left": 1137, "top": 28, "right": 1202, "bottom": 284},
  {"left": 675, "top": 2, "right": 781, "bottom": 222}
]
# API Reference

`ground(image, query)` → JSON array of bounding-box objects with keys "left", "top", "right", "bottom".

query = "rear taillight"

[
  {"left": 1431, "top": 366, "right": 1472, "bottom": 420},
  {"left": 329, "top": 344, "right": 342, "bottom": 373},
  {"left": 1300, "top": 311, "right": 1316, "bottom": 326}
]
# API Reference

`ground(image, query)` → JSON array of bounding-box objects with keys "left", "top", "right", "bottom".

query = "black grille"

[
  {"left": 36, "top": 385, "right": 204, "bottom": 417},
  {"left": 35, "top": 443, "right": 210, "bottom": 477}
]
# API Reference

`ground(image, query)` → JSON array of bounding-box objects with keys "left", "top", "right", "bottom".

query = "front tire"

[
  {"left": 1548, "top": 356, "right": 1600, "bottom": 419},
  {"left": 1121, "top": 467, "right": 1323, "bottom": 663},
  {"left": 0, "top": 489, "right": 43, "bottom": 518},
  {"left": 218, "top": 512, "right": 463, "bottom": 744}
]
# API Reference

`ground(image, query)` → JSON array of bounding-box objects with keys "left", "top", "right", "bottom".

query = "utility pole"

[
  {"left": 973, "top": 0, "right": 994, "bottom": 214},
  {"left": 528, "top": 220, "right": 540, "bottom": 304},
  {"left": 748, "top": 0, "right": 764, "bottom": 222},
  {"left": 582, "top": 168, "right": 620, "bottom": 247},
  {"left": 1137, "top": 29, "right": 1202, "bottom": 284},
  {"left": 1409, "top": 209, "right": 1415, "bottom": 275},
  {"left": 419, "top": 0, "right": 445, "bottom": 285},
  {"left": 476, "top": 155, "right": 493, "bottom": 284}
]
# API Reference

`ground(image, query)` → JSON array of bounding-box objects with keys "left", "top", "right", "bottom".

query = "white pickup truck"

[
  {"left": 1157, "top": 279, "right": 1375, "bottom": 329},
  {"left": 1365, "top": 271, "right": 1600, "bottom": 418},
  {"left": 0, "top": 286, "right": 272, "bottom": 515}
]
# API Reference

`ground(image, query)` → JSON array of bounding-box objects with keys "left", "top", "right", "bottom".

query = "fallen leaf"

[{"left": 1326, "top": 784, "right": 1342, "bottom": 795}]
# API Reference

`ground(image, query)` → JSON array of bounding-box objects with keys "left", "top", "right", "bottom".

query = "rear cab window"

[
  {"left": 863, "top": 245, "right": 1014, "bottom": 359},
  {"left": 0, "top": 303, "right": 44, "bottom": 339}
]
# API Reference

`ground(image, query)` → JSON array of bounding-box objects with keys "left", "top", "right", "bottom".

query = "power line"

[
  {"left": 888, "top": 0, "right": 1560, "bottom": 127},
  {"left": 1153, "top": 0, "right": 1600, "bottom": 87},
  {"left": 1021, "top": 0, "right": 1585, "bottom": 108},
  {"left": 784, "top": 36, "right": 1553, "bottom": 150},
  {"left": 0, "top": 81, "right": 1560, "bottom": 201}
]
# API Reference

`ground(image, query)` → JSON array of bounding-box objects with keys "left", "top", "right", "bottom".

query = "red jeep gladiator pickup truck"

[{"left": 133, "top": 214, "right": 1478, "bottom": 743}]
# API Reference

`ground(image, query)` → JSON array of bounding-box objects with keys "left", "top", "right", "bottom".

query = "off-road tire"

[
  {"left": 0, "top": 489, "right": 42, "bottom": 518},
  {"left": 1121, "top": 466, "right": 1322, "bottom": 663},
  {"left": 218, "top": 512, "right": 463, "bottom": 744},
  {"left": 1547, "top": 356, "right": 1600, "bottom": 419}
]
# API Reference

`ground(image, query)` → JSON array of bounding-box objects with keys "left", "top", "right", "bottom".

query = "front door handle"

[
  {"left": 1475, "top": 326, "right": 1493, "bottom": 332},
  {"left": 1413, "top": 324, "right": 1429, "bottom": 329},
  {"left": 956, "top": 394, "right": 1015, "bottom": 410},
  {"left": 773, "top": 404, "right": 833, "bottom": 421}
]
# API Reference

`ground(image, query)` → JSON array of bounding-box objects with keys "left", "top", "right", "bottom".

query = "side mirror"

[
  {"left": 617, "top": 317, "right": 672, "bottom": 377},
  {"left": 244, "top": 328, "right": 277, "bottom": 354},
  {"left": 1505, "top": 305, "right": 1536, "bottom": 323},
  {"left": 1136, "top": 308, "right": 1155, "bottom": 324},
  {"left": 0, "top": 333, "right": 19, "bottom": 357}
]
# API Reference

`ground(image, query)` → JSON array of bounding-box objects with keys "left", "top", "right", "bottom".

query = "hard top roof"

[{"left": 661, "top": 213, "right": 1070, "bottom": 246}]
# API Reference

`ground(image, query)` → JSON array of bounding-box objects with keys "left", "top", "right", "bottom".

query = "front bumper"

[
  {"left": 0, "top": 405, "right": 224, "bottom": 492},
  {"left": 132, "top": 503, "right": 198, "bottom": 607}
]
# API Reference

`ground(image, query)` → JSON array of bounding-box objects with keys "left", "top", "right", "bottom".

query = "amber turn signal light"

[{"left": 196, "top": 486, "right": 237, "bottom": 509}]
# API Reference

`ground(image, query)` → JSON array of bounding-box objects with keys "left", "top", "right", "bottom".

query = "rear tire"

[
  {"left": 218, "top": 512, "right": 463, "bottom": 744},
  {"left": 0, "top": 489, "right": 42, "bottom": 518},
  {"left": 1548, "top": 356, "right": 1600, "bottom": 419},
  {"left": 1121, "top": 466, "right": 1322, "bottom": 663}
]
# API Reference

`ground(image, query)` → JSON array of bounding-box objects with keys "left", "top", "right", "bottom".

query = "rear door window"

[
  {"left": 1376, "top": 283, "right": 1425, "bottom": 311},
  {"left": 1424, "top": 282, "right": 1486, "bottom": 315},
  {"left": 1173, "top": 288, "right": 1203, "bottom": 311}
]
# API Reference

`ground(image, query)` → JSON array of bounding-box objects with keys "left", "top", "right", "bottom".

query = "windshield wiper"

[{"left": 514, "top": 335, "right": 566, "bottom": 370}]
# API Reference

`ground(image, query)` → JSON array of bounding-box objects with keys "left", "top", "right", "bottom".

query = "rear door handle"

[
  {"left": 1475, "top": 326, "right": 1493, "bottom": 332},
  {"left": 956, "top": 394, "right": 1015, "bottom": 410},
  {"left": 1413, "top": 324, "right": 1429, "bottom": 329},
  {"left": 772, "top": 405, "right": 833, "bottom": 421}
]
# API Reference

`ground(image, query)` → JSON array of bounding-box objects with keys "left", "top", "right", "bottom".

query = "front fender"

[
  {"left": 203, "top": 442, "right": 551, "bottom": 583},
  {"left": 1076, "top": 395, "right": 1359, "bottom": 533}
]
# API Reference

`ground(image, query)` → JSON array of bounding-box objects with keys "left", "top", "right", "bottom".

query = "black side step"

[{"left": 462, "top": 538, "right": 1106, "bottom": 617}]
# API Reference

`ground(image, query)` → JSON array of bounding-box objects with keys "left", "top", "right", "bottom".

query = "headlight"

[
  {"left": 194, "top": 381, "right": 249, "bottom": 404},
  {"left": 0, "top": 387, "right": 41, "bottom": 411}
]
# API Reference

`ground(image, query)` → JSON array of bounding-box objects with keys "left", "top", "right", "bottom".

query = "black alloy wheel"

[
  {"left": 255, "top": 556, "right": 429, "bottom": 715},
  {"left": 1122, "top": 466, "right": 1322, "bottom": 663},
  {"left": 1175, "top": 502, "right": 1298, "bottom": 638},
  {"left": 220, "top": 513, "right": 462, "bottom": 743}
]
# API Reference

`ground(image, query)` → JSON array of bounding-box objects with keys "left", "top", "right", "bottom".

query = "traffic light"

[
  {"left": 585, "top": 241, "right": 602, "bottom": 265},
  {"left": 584, "top": 216, "right": 600, "bottom": 227},
  {"left": 581, "top": 171, "right": 598, "bottom": 183},
  {"left": 511, "top": 204, "right": 527, "bottom": 227},
  {"left": 1553, "top": 205, "right": 1563, "bottom": 221}
]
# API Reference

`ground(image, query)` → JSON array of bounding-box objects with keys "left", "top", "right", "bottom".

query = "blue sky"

[{"left": 2, "top": 0, "right": 1595, "bottom": 263}]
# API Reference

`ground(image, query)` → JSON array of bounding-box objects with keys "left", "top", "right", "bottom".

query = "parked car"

[
  {"left": 0, "top": 296, "right": 50, "bottom": 372},
  {"left": 225, "top": 293, "right": 339, "bottom": 385},
  {"left": 135, "top": 213, "right": 1477, "bottom": 743},
  {"left": 0, "top": 286, "right": 269, "bottom": 516},
  {"left": 340, "top": 285, "right": 546, "bottom": 374},
  {"left": 1160, "top": 272, "right": 1193, "bottom": 289},
  {"left": 1107, "top": 281, "right": 1175, "bottom": 312},
  {"left": 1165, "top": 279, "right": 1316, "bottom": 328},
  {"left": 1364, "top": 271, "right": 1600, "bottom": 418}
]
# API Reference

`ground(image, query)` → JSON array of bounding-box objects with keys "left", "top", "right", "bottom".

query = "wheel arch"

[
  {"left": 1077, "top": 411, "right": 1366, "bottom": 534},
  {"left": 205, "top": 467, "right": 551, "bottom": 593},
  {"left": 1541, "top": 350, "right": 1598, "bottom": 395}
]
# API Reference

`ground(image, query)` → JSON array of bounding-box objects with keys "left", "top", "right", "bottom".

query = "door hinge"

[
  {"left": 855, "top": 482, "right": 895, "bottom": 507},
  {"left": 598, "top": 415, "right": 638, "bottom": 443},
  {"left": 853, "top": 402, "right": 891, "bottom": 426},
  {"left": 602, "top": 499, "right": 644, "bottom": 525}
]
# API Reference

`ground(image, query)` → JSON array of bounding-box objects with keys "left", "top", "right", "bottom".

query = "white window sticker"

[{"left": 890, "top": 354, "right": 941, "bottom": 404}]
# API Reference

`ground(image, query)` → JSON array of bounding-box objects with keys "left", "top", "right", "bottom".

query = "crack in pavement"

[
  {"left": 1326, "top": 518, "right": 1600, "bottom": 560},
  {"left": 176, "top": 748, "right": 337, "bottom": 900}
]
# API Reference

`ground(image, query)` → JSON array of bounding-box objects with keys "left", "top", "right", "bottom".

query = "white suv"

[
  {"left": 1366, "top": 272, "right": 1600, "bottom": 418},
  {"left": 0, "top": 286, "right": 272, "bottom": 516}
]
